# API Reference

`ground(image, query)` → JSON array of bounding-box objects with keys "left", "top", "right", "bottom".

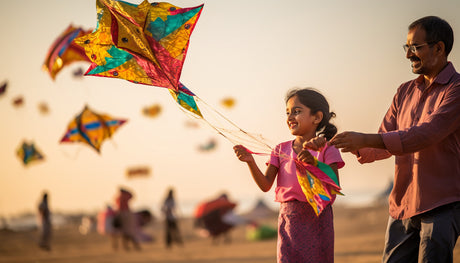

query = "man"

[{"left": 330, "top": 16, "right": 460, "bottom": 262}]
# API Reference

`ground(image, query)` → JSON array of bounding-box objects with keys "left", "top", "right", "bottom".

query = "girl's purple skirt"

[{"left": 277, "top": 200, "right": 334, "bottom": 263}]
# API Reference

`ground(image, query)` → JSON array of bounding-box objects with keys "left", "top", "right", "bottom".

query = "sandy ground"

[{"left": 2, "top": 204, "right": 460, "bottom": 263}]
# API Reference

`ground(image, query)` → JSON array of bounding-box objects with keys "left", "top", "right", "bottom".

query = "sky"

[{"left": 1, "top": 0, "right": 460, "bottom": 219}]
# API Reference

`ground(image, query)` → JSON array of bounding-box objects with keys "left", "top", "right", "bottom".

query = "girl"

[{"left": 234, "top": 88, "right": 344, "bottom": 263}]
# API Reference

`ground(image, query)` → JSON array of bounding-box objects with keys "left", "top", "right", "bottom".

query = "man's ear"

[{"left": 435, "top": 41, "right": 446, "bottom": 56}]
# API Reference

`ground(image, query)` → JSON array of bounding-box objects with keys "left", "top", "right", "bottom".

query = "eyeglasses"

[{"left": 403, "top": 42, "right": 434, "bottom": 53}]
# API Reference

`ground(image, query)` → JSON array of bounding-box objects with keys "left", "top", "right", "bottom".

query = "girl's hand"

[
  {"left": 233, "top": 145, "right": 255, "bottom": 163},
  {"left": 303, "top": 136, "right": 327, "bottom": 151},
  {"left": 297, "top": 149, "right": 316, "bottom": 165}
]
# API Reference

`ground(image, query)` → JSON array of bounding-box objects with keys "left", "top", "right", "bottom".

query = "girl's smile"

[{"left": 286, "top": 95, "right": 320, "bottom": 139}]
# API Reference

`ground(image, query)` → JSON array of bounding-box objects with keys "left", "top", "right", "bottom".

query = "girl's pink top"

[{"left": 268, "top": 140, "right": 345, "bottom": 203}]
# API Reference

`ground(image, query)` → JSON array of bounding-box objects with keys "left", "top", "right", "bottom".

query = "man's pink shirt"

[{"left": 358, "top": 62, "right": 460, "bottom": 219}]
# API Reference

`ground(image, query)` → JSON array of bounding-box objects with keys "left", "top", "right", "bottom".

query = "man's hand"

[
  {"left": 303, "top": 136, "right": 327, "bottom": 151},
  {"left": 329, "top": 131, "right": 367, "bottom": 152}
]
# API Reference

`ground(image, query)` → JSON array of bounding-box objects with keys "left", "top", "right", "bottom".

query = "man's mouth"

[{"left": 410, "top": 57, "right": 421, "bottom": 68}]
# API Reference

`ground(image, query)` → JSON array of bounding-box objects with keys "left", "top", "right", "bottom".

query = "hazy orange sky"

[{"left": 1, "top": 0, "right": 459, "bottom": 218}]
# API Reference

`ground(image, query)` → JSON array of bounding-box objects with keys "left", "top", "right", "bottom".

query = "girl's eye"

[{"left": 286, "top": 110, "right": 301, "bottom": 116}]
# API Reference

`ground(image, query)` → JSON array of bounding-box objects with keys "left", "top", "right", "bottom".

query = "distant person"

[
  {"left": 234, "top": 88, "right": 344, "bottom": 262},
  {"left": 97, "top": 205, "right": 118, "bottom": 250},
  {"left": 98, "top": 205, "right": 153, "bottom": 250},
  {"left": 329, "top": 16, "right": 460, "bottom": 262},
  {"left": 161, "top": 188, "right": 183, "bottom": 248},
  {"left": 114, "top": 187, "right": 140, "bottom": 251},
  {"left": 38, "top": 191, "right": 51, "bottom": 251}
]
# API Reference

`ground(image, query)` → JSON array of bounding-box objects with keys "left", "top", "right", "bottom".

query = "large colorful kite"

[
  {"left": 43, "top": 25, "right": 92, "bottom": 80},
  {"left": 17, "top": 141, "right": 45, "bottom": 166},
  {"left": 75, "top": 0, "right": 204, "bottom": 117},
  {"left": 60, "top": 105, "right": 127, "bottom": 153},
  {"left": 75, "top": 0, "right": 203, "bottom": 91}
]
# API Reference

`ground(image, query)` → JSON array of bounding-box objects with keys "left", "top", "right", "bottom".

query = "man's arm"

[{"left": 329, "top": 132, "right": 385, "bottom": 152}]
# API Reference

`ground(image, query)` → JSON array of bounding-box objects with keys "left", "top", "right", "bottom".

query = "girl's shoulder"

[
  {"left": 274, "top": 140, "right": 294, "bottom": 152},
  {"left": 320, "top": 144, "right": 345, "bottom": 168}
]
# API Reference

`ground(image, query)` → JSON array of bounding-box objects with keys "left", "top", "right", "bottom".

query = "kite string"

[{"left": 193, "top": 94, "right": 274, "bottom": 153}]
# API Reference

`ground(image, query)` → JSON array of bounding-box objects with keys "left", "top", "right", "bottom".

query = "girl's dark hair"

[{"left": 285, "top": 87, "right": 337, "bottom": 140}]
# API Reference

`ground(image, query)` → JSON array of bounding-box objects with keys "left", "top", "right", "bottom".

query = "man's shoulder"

[{"left": 397, "top": 77, "right": 420, "bottom": 94}]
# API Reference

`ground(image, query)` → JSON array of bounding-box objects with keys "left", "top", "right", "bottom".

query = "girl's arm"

[{"left": 233, "top": 145, "right": 278, "bottom": 192}]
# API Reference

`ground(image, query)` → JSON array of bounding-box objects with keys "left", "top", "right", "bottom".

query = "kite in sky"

[
  {"left": 75, "top": 0, "right": 204, "bottom": 117},
  {"left": 220, "top": 97, "right": 236, "bottom": 109},
  {"left": 43, "top": 24, "right": 92, "bottom": 80},
  {"left": 38, "top": 102, "right": 50, "bottom": 115},
  {"left": 60, "top": 105, "right": 127, "bottom": 153},
  {"left": 198, "top": 138, "right": 217, "bottom": 152},
  {"left": 125, "top": 166, "right": 151, "bottom": 178},
  {"left": 0, "top": 81, "right": 7, "bottom": 96},
  {"left": 12, "top": 96, "right": 24, "bottom": 108},
  {"left": 142, "top": 103, "right": 162, "bottom": 118},
  {"left": 75, "top": 0, "right": 203, "bottom": 91},
  {"left": 17, "top": 141, "right": 45, "bottom": 166}
]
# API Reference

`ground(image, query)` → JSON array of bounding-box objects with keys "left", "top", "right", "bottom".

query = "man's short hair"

[{"left": 409, "top": 16, "right": 454, "bottom": 56}]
